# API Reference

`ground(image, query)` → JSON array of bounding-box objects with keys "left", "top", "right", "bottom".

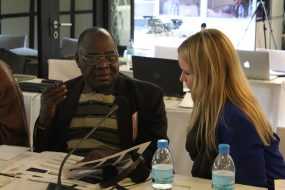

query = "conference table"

[
  {"left": 22, "top": 91, "right": 41, "bottom": 150},
  {"left": 0, "top": 146, "right": 266, "bottom": 190},
  {"left": 0, "top": 175, "right": 266, "bottom": 190}
]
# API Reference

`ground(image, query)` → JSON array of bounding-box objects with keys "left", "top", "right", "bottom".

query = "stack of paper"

[
  {"left": 64, "top": 142, "right": 151, "bottom": 181},
  {"left": 0, "top": 145, "right": 29, "bottom": 161}
]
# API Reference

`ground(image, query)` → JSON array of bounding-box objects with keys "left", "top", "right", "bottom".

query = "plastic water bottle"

[
  {"left": 212, "top": 144, "right": 235, "bottom": 190},
  {"left": 123, "top": 40, "right": 134, "bottom": 70},
  {"left": 151, "top": 139, "right": 174, "bottom": 190}
]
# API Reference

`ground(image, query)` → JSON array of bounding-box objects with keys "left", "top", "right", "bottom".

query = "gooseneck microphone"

[{"left": 47, "top": 104, "right": 119, "bottom": 190}]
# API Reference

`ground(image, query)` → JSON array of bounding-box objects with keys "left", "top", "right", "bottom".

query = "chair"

[
  {"left": 0, "top": 35, "right": 27, "bottom": 49},
  {"left": 60, "top": 37, "right": 78, "bottom": 58},
  {"left": 0, "top": 48, "right": 26, "bottom": 74},
  {"left": 277, "top": 128, "right": 285, "bottom": 159}
]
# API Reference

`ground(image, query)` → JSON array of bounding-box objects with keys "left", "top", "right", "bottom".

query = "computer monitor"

[
  {"left": 132, "top": 56, "right": 183, "bottom": 97},
  {"left": 237, "top": 50, "right": 276, "bottom": 80}
]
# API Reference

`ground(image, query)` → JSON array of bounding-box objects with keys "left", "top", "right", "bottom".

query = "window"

[{"left": 134, "top": 0, "right": 257, "bottom": 52}]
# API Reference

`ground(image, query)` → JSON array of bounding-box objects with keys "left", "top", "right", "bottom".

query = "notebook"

[{"left": 237, "top": 50, "right": 277, "bottom": 80}]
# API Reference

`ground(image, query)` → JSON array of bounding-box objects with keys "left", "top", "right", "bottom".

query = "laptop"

[
  {"left": 267, "top": 49, "right": 285, "bottom": 73},
  {"left": 132, "top": 56, "right": 184, "bottom": 97},
  {"left": 237, "top": 50, "right": 277, "bottom": 80}
]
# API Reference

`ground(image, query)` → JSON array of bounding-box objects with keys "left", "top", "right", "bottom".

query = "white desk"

[
  {"left": 249, "top": 78, "right": 285, "bottom": 128},
  {"left": 128, "top": 175, "right": 266, "bottom": 190},
  {"left": 22, "top": 92, "right": 41, "bottom": 150},
  {"left": 0, "top": 149, "right": 265, "bottom": 190},
  {"left": 0, "top": 175, "right": 266, "bottom": 190},
  {"left": 164, "top": 98, "right": 192, "bottom": 175}
]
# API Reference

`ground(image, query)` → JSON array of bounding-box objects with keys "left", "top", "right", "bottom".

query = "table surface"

[
  {"left": 0, "top": 147, "right": 266, "bottom": 190},
  {"left": 124, "top": 175, "right": 266, "bottom": 190},
  {"left": 0, "top": 174, "right": 266, "bottom": 190}
]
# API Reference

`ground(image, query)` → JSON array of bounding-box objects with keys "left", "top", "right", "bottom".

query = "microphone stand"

[
  {"left": 237, "top": 1, "right": 260, "bottom": 48},
  {"left": 47, "top": 105, "right": 119, "bottom": 190},
  {"left": 237, "top": 0, "right": 278, "bottom": 50},
  {"left": 259, "top": 0, "right": 278, "bottom": 49}
]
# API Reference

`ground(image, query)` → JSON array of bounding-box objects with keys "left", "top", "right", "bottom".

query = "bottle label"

[
  {"left": 212, "top": 171, "right": 235, "bottom": 190},
  {"left": 151, "top": 164, "right": 173, "bottom": 184}
]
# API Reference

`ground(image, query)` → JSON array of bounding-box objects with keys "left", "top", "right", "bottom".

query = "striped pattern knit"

[{"left": 67, "top": 92, "right": 121, "bottom": 155}]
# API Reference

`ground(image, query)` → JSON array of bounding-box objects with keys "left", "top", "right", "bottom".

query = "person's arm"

[
  {"left": 218, "top": 113, "right": 267, "bottom": 187},
  {"left": 33, "top": 85, "right": 67, "bottom": 152},
  {"left": 130, "top": 83, "right": 168, "bottom": 182},
  {"left": 0, "top": 64, "right": 28, "bottom": 146}
]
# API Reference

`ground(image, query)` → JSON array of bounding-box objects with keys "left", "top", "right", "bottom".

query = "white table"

[
  {"left": 249, "top": 78, "right": 285, "bottom": 128},
  {"left": 22, "top": 92, "right": 41, "bottom": 150},
  {"left": 128, "top": 175, "right": 266, "bottom": 190},
  {"left": 0, "top": 149, "right": 265, "bottom": 190},
  {"left": 164, "top": 98, "right": 193, "bottom": 175},
  {"left": 0, "top": 174, "right": 266, "bottom": 190}
]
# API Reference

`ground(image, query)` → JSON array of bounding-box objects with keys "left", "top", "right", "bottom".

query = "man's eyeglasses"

[{"left": 80, "top": 52, "right": 119, "bottom": 66}]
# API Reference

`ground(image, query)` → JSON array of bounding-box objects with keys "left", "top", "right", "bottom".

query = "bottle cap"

[
  {"left": 157, "top": 139, "right": 168, "bottom": 149},
  {"left": 218, "top": 144, "right": 230, "bottom": 154}
]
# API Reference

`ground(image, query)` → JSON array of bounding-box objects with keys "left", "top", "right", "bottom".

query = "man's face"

[{"left": 77, "top": 33, "right": 119, "bottom": 92}]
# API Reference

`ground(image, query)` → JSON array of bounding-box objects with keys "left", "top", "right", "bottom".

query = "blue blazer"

[{"left": 186, "top": 101, "right": 285, "bottom": 189}]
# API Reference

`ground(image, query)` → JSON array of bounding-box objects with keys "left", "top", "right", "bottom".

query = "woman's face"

[{"left": 178, "top": 56, "right": 193, "bottom": 90}]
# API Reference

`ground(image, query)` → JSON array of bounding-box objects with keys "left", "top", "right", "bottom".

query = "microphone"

[
  {"left": 47, "top": 104, "right": 119, "bottom": 190},
  {"left": 100, "top": 153, "right": 145, "bottom": 188}
]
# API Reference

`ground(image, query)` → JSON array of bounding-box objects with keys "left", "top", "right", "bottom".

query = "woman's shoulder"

[
  {"left": 217, "top": 101, "right": 261, "bottom": 143},
  {"left": 221, "top": 101, "right": 251, "bottom": 127}
]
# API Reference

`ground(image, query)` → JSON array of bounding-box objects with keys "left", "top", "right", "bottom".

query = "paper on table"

[
  {"left": 275, "top": 179, "right": 285, "bottom": 190},
  {"left": 179, "top": 92, "right": 193, "bottom": 108},
  {"left": 0, "top": 145, "right": 29, "bottom": 161},
  {"left": 64, "top": 141, "right": 151, "bottom": 180}
]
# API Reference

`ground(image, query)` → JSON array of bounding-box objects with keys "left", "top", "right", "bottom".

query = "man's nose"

[{"left": 96, "top": 60, "right": 110, "bottom": 69}]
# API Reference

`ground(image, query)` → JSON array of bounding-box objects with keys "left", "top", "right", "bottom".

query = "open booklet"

[{"left": 63, "top": 141, "right": 151, "bottom": 182}]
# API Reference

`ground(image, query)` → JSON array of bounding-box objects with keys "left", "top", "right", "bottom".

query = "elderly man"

[{"left": 34, "top": 27, "right": 168, "bottom": 182}]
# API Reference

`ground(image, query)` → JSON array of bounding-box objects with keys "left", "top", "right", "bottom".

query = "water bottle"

[
  {"left": 151, "top": 139, "right": 174, "bottom": 190},
  {"left": 123, "top": 40, "right": 134, "bottom": 69},
  {"left": 212, "top": 144, "right": 235, "bottom": 190}
]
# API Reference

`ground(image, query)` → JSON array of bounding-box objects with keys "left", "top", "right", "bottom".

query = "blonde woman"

[{"left": 178, "top": 29, "right": 285, "bottom": 189}]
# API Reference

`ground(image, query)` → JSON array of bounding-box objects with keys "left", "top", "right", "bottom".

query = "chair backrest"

[
  {"left": 48, "top": 59, "right": 81, "bottom": 81},
  {"left": 0, "top": 35, "right": 27, "bottom": 49},
  {"left": 0, "top": 48, "right": 25, "bottom": 74},
  {"left": 60, "top": 37, "right": 78, "bottom": 58},
  {"left": 277, "top": 128, "right": 285, "bottom": 159}
]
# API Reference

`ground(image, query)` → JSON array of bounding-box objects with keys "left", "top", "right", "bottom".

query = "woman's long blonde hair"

[{"left": 178, "top": 29, "right": 273, "bottom": 151}]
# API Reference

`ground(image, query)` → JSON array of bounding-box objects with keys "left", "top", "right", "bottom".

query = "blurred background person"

[{"left": 201, "top": 23, "right": 207, "bottom": 30}]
